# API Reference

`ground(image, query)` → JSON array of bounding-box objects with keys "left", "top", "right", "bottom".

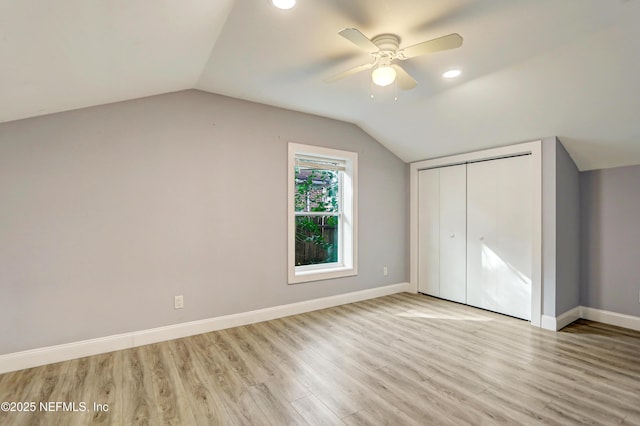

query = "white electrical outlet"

[
  {"left": 174, "top": 295, "right": 184, "bottom": 309},
  {"left": 383, "top": 266, "right": 388, "bottom": 276}
]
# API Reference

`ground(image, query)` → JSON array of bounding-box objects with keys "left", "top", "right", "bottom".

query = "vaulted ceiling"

[{"left": 2, "top": 0, "right": 639, "bottom": 170}]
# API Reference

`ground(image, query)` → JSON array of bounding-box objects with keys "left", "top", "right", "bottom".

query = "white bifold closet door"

[
  {"left": 418, "top": 164, "right": 466, "bottom": 304},
  {"left": 466, "top": 155, "right": 532, "bottom": 320}
]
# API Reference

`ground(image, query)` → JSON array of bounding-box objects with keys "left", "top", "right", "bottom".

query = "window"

[{"left": 288, "top": 143, "right": 357, "bottom": 284}]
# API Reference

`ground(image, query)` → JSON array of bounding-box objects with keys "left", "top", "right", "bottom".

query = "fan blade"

[
  {"left": 399, "top": 33, "right": 463, "bottom": 59},
  {"left": 392, "top": 64, "right": 417, "bottom": 90},
  {"left": 338, "top": 28, "right": 379, "bottom": 53},
  {"left": 325, "top": 63, "right": 375, "bottom": 83}
]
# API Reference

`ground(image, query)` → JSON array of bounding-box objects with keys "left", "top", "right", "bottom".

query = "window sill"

[{"left": 288, "top": 265, "right": 357, "bottom": 284}]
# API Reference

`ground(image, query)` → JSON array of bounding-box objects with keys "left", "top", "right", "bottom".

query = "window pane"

[
  {"left": 295, "top": 167, "right": 340, "bottom": 213},
  {"left": 295, "top": 215, "right": 339, "bottom": 266}
]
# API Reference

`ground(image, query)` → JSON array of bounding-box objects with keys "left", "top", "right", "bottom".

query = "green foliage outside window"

[{"left": 295, "top": 167, "right": 340, "bottom": 265}]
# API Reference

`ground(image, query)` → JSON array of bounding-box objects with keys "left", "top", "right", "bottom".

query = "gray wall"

[
  {"left": 580, "top": 164, "right": 640, "bottom": 317},
  {"left": 541, "top": 137, "right": 557, "bottom": 316},
  {"left": 0, "top": 90, "right": 409, "bottom": 355},
  {"left": 541, "top": 137, "right": 581, "bottom": 317},
  {"left": 554, "top": 141, "right": 580, "bottom": 315}
]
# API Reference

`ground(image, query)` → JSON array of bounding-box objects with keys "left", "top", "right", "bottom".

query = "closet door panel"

[
  {"left": 418, "top": 169, "right": 440, "bottom": 296},
  {"left": 494, "top": 156, "right": 532, "bottom": 320},
  {"left": 466, "top": 161, "right": 498, "bottom": 312},
  {"left": 467, "top": 156, "right": 532, "bottom": 320},
  {"left": 439, "top": 165, "right": 467, "bottom": 303}
]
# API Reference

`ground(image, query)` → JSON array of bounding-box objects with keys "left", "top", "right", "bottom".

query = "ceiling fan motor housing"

[
  {"left": 372, "top": 34, "right": 400, "bottom": 51},
  {"left": 371, "top": 34, "right": 401, "bottom": 65}
]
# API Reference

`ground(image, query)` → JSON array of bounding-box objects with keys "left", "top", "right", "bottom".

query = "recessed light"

[
  {"left": 272, "top": 0, "right": 296, "bottom": 9},
  {"left": 443, "top": 69, "right": 462, "bottom": 79}
]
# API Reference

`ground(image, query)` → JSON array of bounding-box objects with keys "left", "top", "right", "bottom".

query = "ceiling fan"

[{"left": 326, "top": 28, "right": 463, "bottom": 89}]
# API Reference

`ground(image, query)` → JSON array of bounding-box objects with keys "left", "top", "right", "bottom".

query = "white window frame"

[{"left": 288, "top": 143, "right": 358, "bottom": 284}]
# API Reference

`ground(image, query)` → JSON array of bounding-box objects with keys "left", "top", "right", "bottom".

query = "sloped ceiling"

[
  {"left": 0, "top": 0, "right": 235, "bottom": 121},
  {"left": 1, "top": 0, "right": 639, "bottom": 170}
]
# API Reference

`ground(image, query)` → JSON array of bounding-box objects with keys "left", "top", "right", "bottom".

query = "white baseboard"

[
  {"left": 541, "top": 305, "right": 640, "bottom": 332},
  {"left": 541, "top": 306, "right": 581, "bottom": 331},
  {"left": 580, "top": 306, "right": 640, "bottom": 332},
  {"left": 540, "top": 315, "right": 556, "bottom": 331},
  {"left": 0, "top": 282, "right": 411, "bottom": 374},
  {"left": 556, "top": 306, "right": 582, "bottom": 330}
]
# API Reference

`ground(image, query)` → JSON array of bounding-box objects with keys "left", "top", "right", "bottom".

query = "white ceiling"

[{"left": 1, "top": 0, "right": 639, "bottom": 170}]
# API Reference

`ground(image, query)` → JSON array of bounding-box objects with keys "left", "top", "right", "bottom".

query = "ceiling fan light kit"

[
  {"left": 326, "top": 28, "right": 463, "bottom": 94},
  {"left": 271, "top": 0, "right": 296, "bottom": 10},
  {"left": 372, "top": 66, "right": 397, "bottom": 87}
]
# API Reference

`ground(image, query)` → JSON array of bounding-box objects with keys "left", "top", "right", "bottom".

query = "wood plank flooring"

[{"left": 1, "top": 293, "right": 639, "bottom": 425}]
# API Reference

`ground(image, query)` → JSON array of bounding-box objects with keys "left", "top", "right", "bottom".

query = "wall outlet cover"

[{"left": 174, "top": 295, "right": 184, "bottom": 309}]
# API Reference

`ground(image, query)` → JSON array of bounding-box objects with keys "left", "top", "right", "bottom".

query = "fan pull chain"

[{"left": 394, "top": 79, "right": 398, "bottom": 102}]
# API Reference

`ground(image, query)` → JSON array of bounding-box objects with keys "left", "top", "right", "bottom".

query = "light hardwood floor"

[{"left": 1, "top": 293, "right": 639, "bottom": 425}]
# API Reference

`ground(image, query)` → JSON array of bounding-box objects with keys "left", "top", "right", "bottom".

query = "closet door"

[
  {"left": 418, "top": 169, "right": 440, "bottom": 296},
  {"left": 438, "top": 165, "right": 467, "bottom": 303},
  {"left": 466, "top": 155, "right": 532, "bottom": 320},
  {"left": 418, "top": 165, "right": 466, "bottom": 303}
]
